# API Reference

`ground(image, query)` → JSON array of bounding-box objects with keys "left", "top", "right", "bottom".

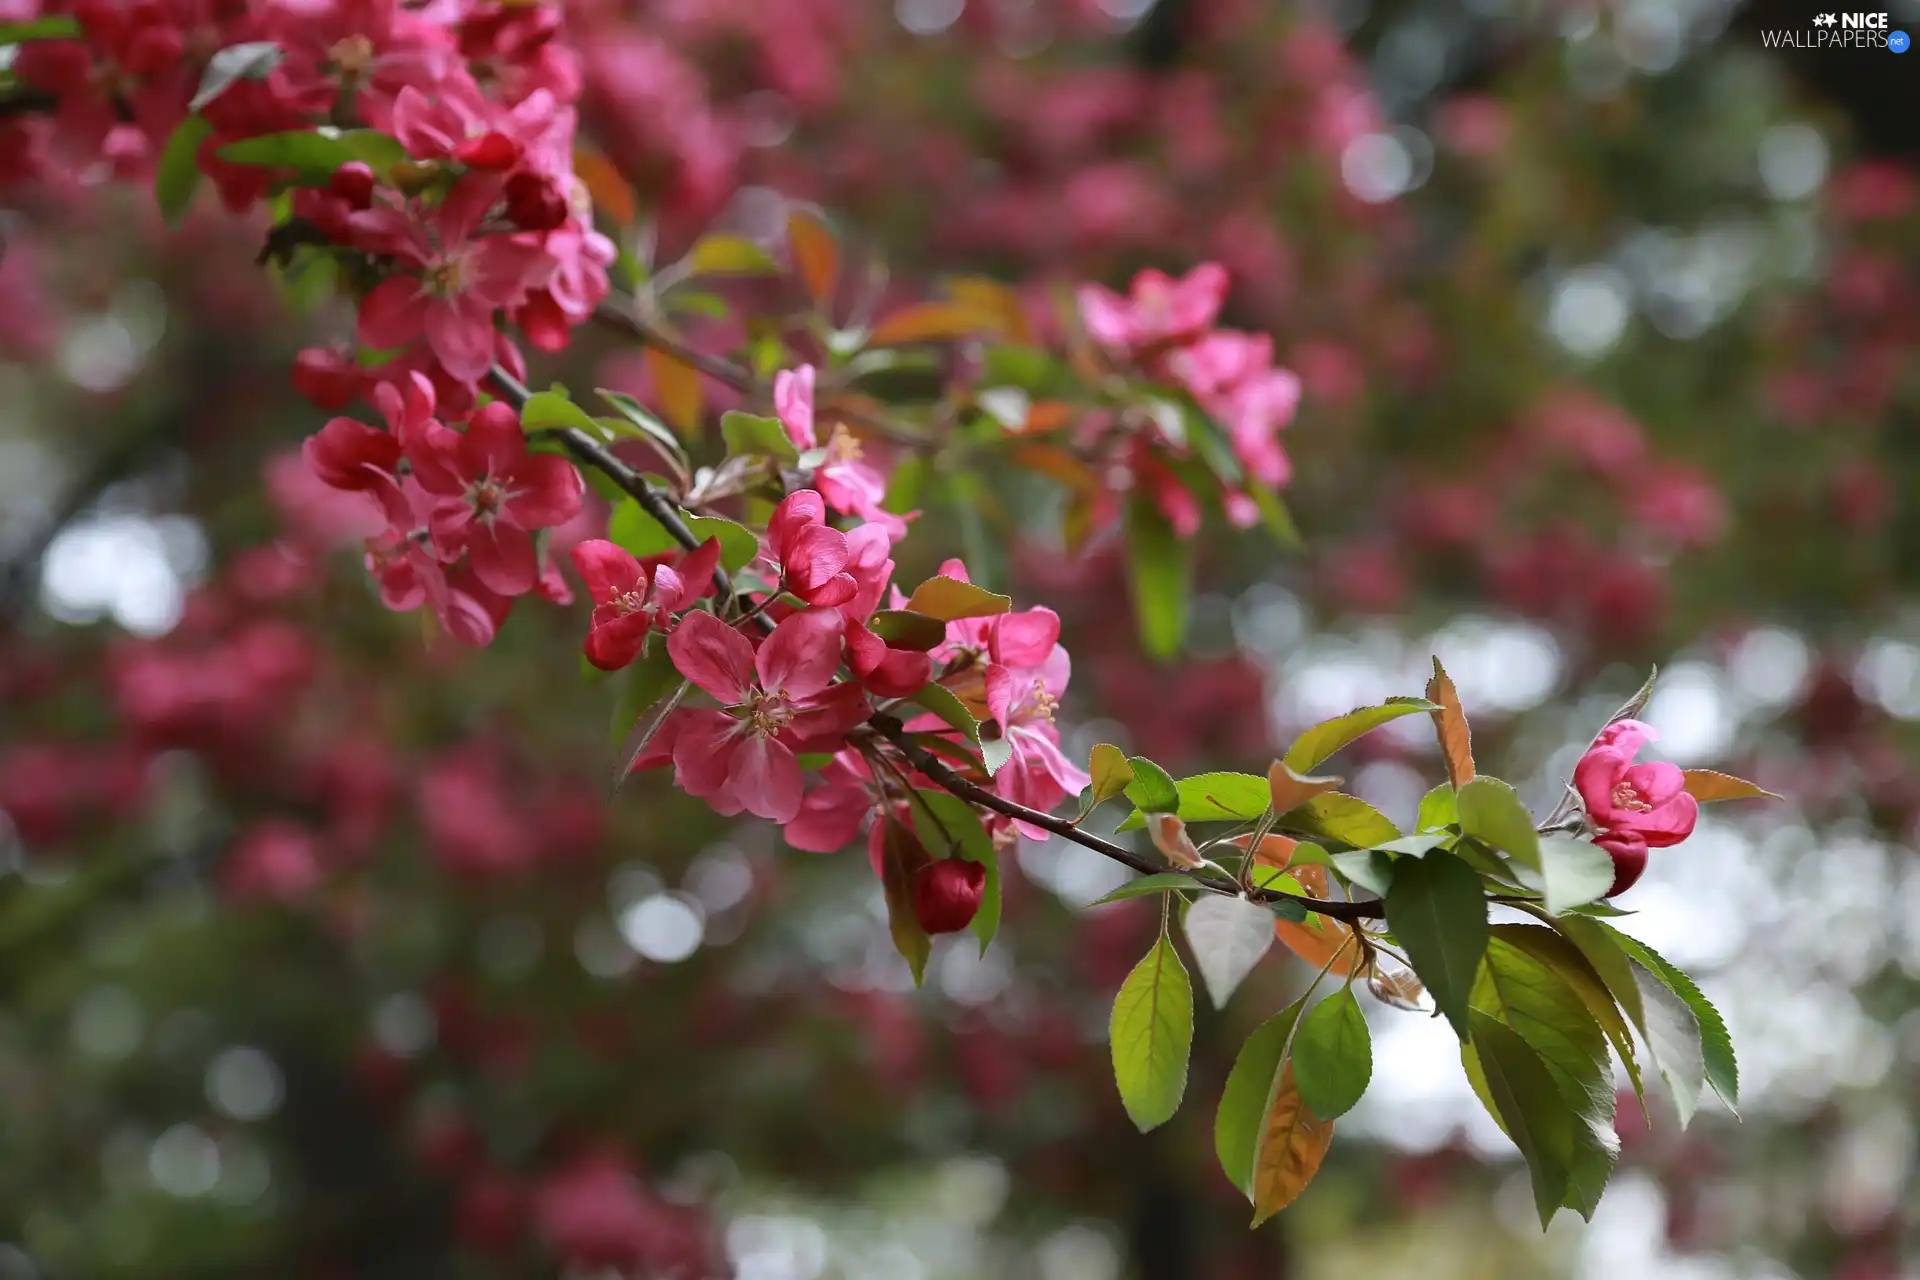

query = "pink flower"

[
  {"left": 774, "top": 365, "right": 816, "bottom": 449},
  {"left": 1076, "top": 262, "right": 1228, "bottom": 357},
  {"left": 666, "top": 609, "right": 870, "bottom": 822},
  {"left": 351, "top": 173, "right": 552, "bottom": 383},
  {"left": 1168, "top": 330, "right": 1300, "bottom": 489},
  {"left": 773, "top": 366, "right": 906, "bottom": 538},
  {"left": 981, "top": 647, "right": 1091, "bottom": 838},
  {"left": 913, "top": 858, "right": 986, "bottom": 934},
  {"left": 764, "top": 491, "right": 858, "bottom": 606},
  {"left": 1574, "top": 719, "right": 1699, "bottom": 896},
  {"left": 570, "top": 537, "right": 720, "bottom": 671},
  {"left": 784, "top": 752, "right": 880, "bottom": 852},
  {"left": 406, "top": 401, "right": 584, "bottom": 596}
]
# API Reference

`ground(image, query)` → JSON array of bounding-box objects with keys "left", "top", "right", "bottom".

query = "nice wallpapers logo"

[{"left": 1762, "top": 11, "right": 1912, "bottom": 50}]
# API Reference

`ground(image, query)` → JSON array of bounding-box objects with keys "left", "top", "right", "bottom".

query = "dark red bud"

[
  {"left": 292, "top": 346, "right": 365, "bottom": 411},
  {"left": 453, "top": 131, "right": 521, "bottom": 172},
  {"left": 503, "top": 171, "right": 569, "bottom": 232},
  {"left": 912, "top": 859, "right": 986, "bottom": 934},
  {"left": 328, "top": 161, "right": 377, "bottom": 209}
]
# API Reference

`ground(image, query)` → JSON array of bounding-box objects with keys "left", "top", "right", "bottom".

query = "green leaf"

[
  {"left": 904, "top": 575, "right": 1011, "bottom": 621},
  {"left": 1463, "top": 1012, "right": 1577, "bottom": 1227},
  {"left": 685, "top": 233, "right": 782, "bottom": 275},
  {"left": 1374, "top": 833, "right": 1449, "bottom": 857},
  {"left": 1277, "top": 793, "right": 1401, "bottom": 849},
  {"left": 218, "top": 128, "right": 407, "bottom": 180},
  {"left": 879, "top": 823, "right": 933, "bottom": 985},
  {"left": 1604, "top": 927, "right": 1736, "bottom": 1113},
  {"left": 1109, "top": 933, "right": 1194, "bottom": 1132},
  {"left": 1547, "top": 915, "right": 1647, "bottom": 1046},
  {"left": 1603, "top": 665, "right": 1659, "bottom": 729},
  {"left": 1089, "top": 872, "right": 1203, "bottom": 905},
  {"left": 1455, "top": 777, "right": 1541, "bottom": 869},
  {"left": 911, "top": 790, "right": 1000, "bottom": 955},
  {"left": 1283, "top": 699, "right": 1438, "bottom": 775},
  {"left": 1291, "top": 987, "right": 1371, "bottom": 1119},
  {"left": 979, "top": 734, "right": 1014, "bottom": 778},
  {"left": 1116, "top": 770, "right": 1269, "bottom": 828},
  {"left": 154, "top": 114, "right": 211, "bottom": 225},
  {"left": 1123, "top": 494, "right": 1192, "bottom": 660},
  {"left": 607, "top": 639, "right": 681, "bottom": 750},
  {"left": 1384, "top": 851, "right": 1489, "bottom": 1040},
  {"left": 1535, "top": 833, "right": 1618, "bottom": 915},
  {"left": 1471, "top": 935, "right": 1614, "bottom": 1123},
  {"left": 1416, "top": 783, "right": 1457, "bottom": 832},
  {"left": 607, "top": 499, "right": 677, "bottom": 559},
  {"left": 1089, "top": 744, "right": 1134, "bottom": 807},
  {"left": 1123, "top": 757, "right": 1179, "bottom": 815},
  {"left": 0, "top": 15, "right": 80, "bottom": 42},
  {"left": 910, "top": 683, "right": 981, "bottom": 745},
  {"left": 684, "top": 515, "right": 758, "bottom": 573},
  {"left": 594, "top": 389, "right": 688, "bottom": 471},
  {"left": 1497, "top": 921, "right": 1643, "bottom": 1101},
  {"left": 866, "top": 610, "right": 947, "bottom": 651},
  {"left": 720, "top": 410, "right": 800, "bottom": 464},
  {"left": 1329, "top": 850, "right": 1394, "bottom": 897},
  {"left": 522, "top": 388, "right": 602, "bottom": 435},
  {"left": 1246, "top": 479, "right": 1304, "bottom": 551},
  {"left": 1215, "top": 999, "right": 1305, "bottom": 1195},
  {"left": 190, "top": 40, "right": 283, "bottom": 112}
]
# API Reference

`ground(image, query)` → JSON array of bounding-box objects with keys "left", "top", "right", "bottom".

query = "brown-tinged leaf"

[
  {"left": 1426, "top": 657, "right": 1475, "bottom": 790},
  {"left": 1145, "top": 813, "right": 1203, "bottom": 869},
  {"left": 787, "top": 208, "right": 838, "bottom": 303},
  {"left": 1010, "top": 443, "right": 1099, "bottom": 492},
  {"left": 646, "top": 346, "right": 704, "bottom": 436},
  {"left": 571, "top": 140, "right": 636, "bottom": 227},
  {"left": 1680, "top": 769, "right": 1782, "bottom": 803},
  {"left": 1250, "top": 1064, "right": 1336, "bottom": 1225},
  {"left": 868, "top": 301, "right": 1004, "bottom": 347},
  {"left": 879, "top": 822, "right": 934, "bottom": 985},
  {"left": 947, "top": 276, "right": 1031, "bottom": 343},
  {"left": 1264, "top": 865, "right": 1366, "bottom": 979},
  {"left": 1268, "top": 760, "right": 1342, "bottom": 817},
  {"left": 1024, "top": 401, "right": 1075, "bottom": 432},
  {"left": 1367, "top": 957, "right": 1430, "bottom": 1011}
]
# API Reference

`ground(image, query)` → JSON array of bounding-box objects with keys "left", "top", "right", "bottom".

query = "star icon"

[{"left": 1813, "top": 12, "right": 1837, "bottom": 25}]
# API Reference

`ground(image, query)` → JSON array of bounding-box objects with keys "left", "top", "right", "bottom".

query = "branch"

[{"left": 491, "top": 367, "right": 1386, "bottom": 924}]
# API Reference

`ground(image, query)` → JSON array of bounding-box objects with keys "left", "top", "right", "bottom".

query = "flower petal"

[
  {"left": 756, "top": 608, "right": 845, "bottom": 700},
  {"left": 667, "top": 610, "right": 757, "bottom": 704},
  {"left": 726, "top": 733, "right": 804, "bottom": 823},
  {"left": 570, "top": 540, "right": 644, "bottom": 606}
]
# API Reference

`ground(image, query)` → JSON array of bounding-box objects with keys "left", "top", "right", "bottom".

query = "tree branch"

[{"left": 489, "top": 365, "right": 1385, "bottom": 924}]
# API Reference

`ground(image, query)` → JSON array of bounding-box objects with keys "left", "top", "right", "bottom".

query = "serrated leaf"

[
  {"left": 1497, "top": 921, "right": 1642, "bottom": 1100},
  {"left": 1367, "top": 957, "right": 1429, "bottom": 1012},
  {"left": 1268, "top": 760, "right": 1341, "bottom": 818},
  {"left": 1567, "top": 923, "right": 1706, "bottom": 1127},
  {"left": 594, "top": 389, "right": 687, "bottom": 470},
  {"left": 522, "top": 388, "right": 601, "bottom": 435},
  {"left": 788, "top": 209, "right": 838, "bottom": 303},
  {"left": 1385, "top": 851, "right": 1488, "bottom": 1040},
  {"left": 1250, "top": 1065, "right": 1336, "bottom": 1225},
  {"left": 1124, "top": 495, "right": 1191, "bottom": 660},
  {"left": 1183, "top": 895, "right": 1275, "bottom": 1009},
  {"left": 1283, "top": 699, "right": 1438, "bottom": 775},
  {"left": 720, "top": 409, "right": 800, "bottom": 464},
  {"left": 868, "top": 301, "right": 1002, "bottom": 346},
  {"left": 1426, "top": 658, "right": 1475, "bottom": 790},
  {"left": 1471, "top": 935, "right": 1614, "bottom": 1130},
  {"left": 1268, "top": 865, "right": 1367, "bottom": 979},
  {"left": 685, "top": 233, "right": 781, "bottom": 275},
  {"left": 1463, "top": 1012, "right": 1577, "bottom": 1227},
  {"left": 1416, "top": 783, "right": 1457, "bottom": 831},
  {"left": 1277, "top": 793, "right": 1401, "bottom": 849},
  {"left": 1680, "top": 769, "right": 1781, "bottom": 804},
  {"left": 606, "top": 499, "right": 677, "bottom": 559},
  {"left": 1604, "top": 665, "right": 1659, "bottom": 728},
  {"left": 910, "top": 790, "right": 1000, "bottom": 954},
  {"left": 1090, "top": 872, "right": 1203, "bottom": 905},
  {"left": 1605, "top": 927, "right": 1735, "bottom": 1112},
  {"left": 1456, "top": 777, "right": 1541, "bottom": 869},
  {"left": 683, "top": 515, "right": 757, "bottom": 573},
  {"left": 1535, "top": 833, "right": 1618, "bottom": 915},
  {"left": 615, "top": 681, "right": 688, "bottom": 784},
  {"left": 1089, "top": 743, "right": 1134, "bottom": 807},
  {"left": 190, "top": 40, "right": 282, "bottom": 112},
  {"left": 1109, "top": 933, "right": 1194, "bottom": 1131},
  {"left": 218, "top": 128, "right": 406, "bottom": 179},
  {"left": 1329, "top": 850, "right": 1394, "bottom": 897},
  {"left": 879, "top": 822, "right": 934, "bottom": 985},
  {"left": 904, "top": 574, "right": 1011, "bottom": 621},
  {"left": 155, "top": 114, "right": 211, "bottom": 225},
  {"left": 1216, "top": 1000, "right": 1304, "bottom": 1196},
  {"left": 1123, "top": 757, "right": 1179, "bottom": 814},
  {"left": 866, "top": 610, "right": 946, "bottom": 651},
  {"left": 979, "top": 734, "right": 1014, "bottom": 777},
  {"left": 910, "top": 682, "right": 981, "bottom": 745},
  {"left": 1292, "top": 987, "right": 1371, "bottom": 1120}
]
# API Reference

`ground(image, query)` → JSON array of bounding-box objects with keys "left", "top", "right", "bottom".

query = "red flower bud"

[
  {"left": 328, "top": 161, "right": 378, "bottom": 209},
  {"left": 454, "top": 130, "right": 521, "bottom": 171},
  {"left": 292, "top": 345, "right": 366, "bottom": 410},
  {"left": 504, "top": 171, "right": 569, "bottom": 232},
  {"left": 912, "top": 858, "right": 986, "bottom": 934}
]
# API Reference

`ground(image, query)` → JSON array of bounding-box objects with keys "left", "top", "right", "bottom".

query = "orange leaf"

[
  {"left": 1010, "top": 443, "right": 1098, "bottom": 493},
  {"left": 646, "top": 347, "right": 704, "bottom": 436},
  {"left": 1145, "top": 813, "right": 1203, "bottom": 869},
  {"left": 1426, "top": 657, "right": 1475, "bottom": 790},
  {"left": 571, "top": 141, "right": 636, "bottom": 228},
  {"left": 1243, "top": 857, "right": 1366, "bottom": 979},
  {"left": 1681, "top": 769, "right": 1782, "bottom": 803},
  {"left": 788, "top": 209, "right": 839, "bottom": 305},
  {"left": 868, "top": 301, "right": 1003, "bottom": 347},
  {"left": 946, "top": 276, "right": 1031, "bottom": 344},
  {"left": 1023, "top": 401, "right": 1076, "bottom": 433},
  {"left": 1268, "top": 759, "right": 1341, "bottom": 816},
  {"left": 1250, "top": 1064, "right": 1336, "bottom": 1225}
]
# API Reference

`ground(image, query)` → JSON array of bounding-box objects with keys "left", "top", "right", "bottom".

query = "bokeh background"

[{"left": 3, "top": 0, "right": 1920, "bottom": 1276}]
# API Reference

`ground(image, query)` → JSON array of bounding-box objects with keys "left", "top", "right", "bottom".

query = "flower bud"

[
  {"left": 292, "top": 345, "right": 366, "bottom": 410},
  {"left": 912, "top": 859, "right": 986, "bottom": 934},
  {"left": 504, "top": 171, "right": 570, "bottom": 232},
  {"left": 329, "top": 161, "right": 378, "bottom": 209}
]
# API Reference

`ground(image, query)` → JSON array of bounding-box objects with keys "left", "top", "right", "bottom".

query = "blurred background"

[{"left": 3, "top": 0, "right": 1919, "bottom": 1276}]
